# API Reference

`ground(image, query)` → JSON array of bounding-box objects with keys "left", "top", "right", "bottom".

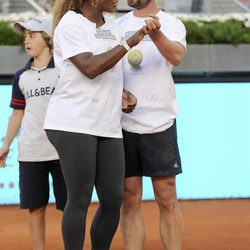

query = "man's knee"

[
  {"left": 122, "top": 187, "right": 142, "bottom": 212},
  {"left": 157, "top": 195, "right": 177, "bottom": 214},
  {"left": 153, "top": 177, "right": 177, "bottom": 213}
]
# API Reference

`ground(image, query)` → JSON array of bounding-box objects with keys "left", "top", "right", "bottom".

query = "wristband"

[{"left": 120, "top": 40, "right": 131, "bottom": 51}]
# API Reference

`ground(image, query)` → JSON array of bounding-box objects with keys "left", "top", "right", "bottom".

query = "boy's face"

[{"left": 23, "top": 30, "right": 48, "bottom": 57}]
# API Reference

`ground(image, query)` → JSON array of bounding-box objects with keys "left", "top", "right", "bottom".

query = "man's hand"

[
  {"left": 127, "top": 14, "right": 161, "bottom": 48},
  {"left": 142, "top": 14, "right": 161, "bottom": 35},
  {"left": 122, "top": 89, "right": 137, "bottom": 113},
  {"left": 0, "top": 145, "right": 9, "bottom": 168}
]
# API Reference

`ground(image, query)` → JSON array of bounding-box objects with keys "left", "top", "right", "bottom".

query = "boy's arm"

[{"left": 0, "top": 109, "right": 24, "bottom": 167}]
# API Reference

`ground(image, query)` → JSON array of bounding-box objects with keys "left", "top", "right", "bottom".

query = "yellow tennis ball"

[{"left": 128, "top": 49, "right": 143, "bottom": 67}]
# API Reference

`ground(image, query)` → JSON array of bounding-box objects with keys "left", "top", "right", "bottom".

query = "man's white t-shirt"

[
  {"left": 116, "top": 10, "right": 186, "bottom": 134},
  {"left": 44, "top": 11, "right": 123, "bottom": 138}
]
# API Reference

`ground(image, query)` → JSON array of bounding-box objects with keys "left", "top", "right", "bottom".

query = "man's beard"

[{"left": 128, "top": 0, "right": 151, "bottom": 9}]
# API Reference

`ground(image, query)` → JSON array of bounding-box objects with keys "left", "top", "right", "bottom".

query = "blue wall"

[
  {"left": 1, "top": 83, "right": 250, "bottom": 204},
  {"left": 0, "top": 85, "right": 19, "bottom": 204}
]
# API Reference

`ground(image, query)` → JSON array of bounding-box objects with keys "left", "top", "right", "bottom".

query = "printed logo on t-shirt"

[
  {"left": 123, "top": 31, "right": 151, "bottom": 41},
  {"left": 94, "top": 29, "right": 117, "bottom": 40},
  {"left": 24, "top": 86, "right": 55, "bottom": 99}
]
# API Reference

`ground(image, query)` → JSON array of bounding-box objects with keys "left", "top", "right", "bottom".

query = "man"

[{"left": 116, "top": 1, "right": 186, "bottom": 249}]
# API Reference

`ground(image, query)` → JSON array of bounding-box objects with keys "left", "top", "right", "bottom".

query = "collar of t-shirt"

[
  {"left": 24, "top": 57, "right": 55, "bottom": 71},
  {"left": 73, "top": 8, "right": 105, "bottom": 24}
]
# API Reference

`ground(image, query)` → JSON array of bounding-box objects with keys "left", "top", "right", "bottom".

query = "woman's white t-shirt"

[{"left": 44, "top": 11, "right": 123, "bottom": 138}]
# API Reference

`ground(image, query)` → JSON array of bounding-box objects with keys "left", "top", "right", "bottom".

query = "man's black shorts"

[
  {"left": 122, "top": 121, "right": 182, "bottom": 177},
  {"left": 19, "top": 160, "right": 67, "bottom": 210}
]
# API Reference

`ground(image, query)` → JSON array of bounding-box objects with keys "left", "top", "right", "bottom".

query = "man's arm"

[{"left": 145, "top": 15, "right": 186, "bottom": 66}]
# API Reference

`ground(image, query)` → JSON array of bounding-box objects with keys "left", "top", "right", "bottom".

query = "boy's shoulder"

[
  {"left": 46, "top": 57, "right": 55, "bottom": 69},
  {"left": 12, "top": 60, "right": 31, "bottom": 83},
  {"left": 13, "top": 57, "right": 56, "bottom": 82},
  {"left": 12, "top": 58, "right": 34, "bottom": 85},
  {"left": 14, "top": 58, "right": 32, "bottom": 73}
]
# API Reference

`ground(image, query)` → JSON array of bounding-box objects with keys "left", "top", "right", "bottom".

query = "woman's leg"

[
  {"left": 46, "top": 130, "right": 97, "bottom": 250},
  {"left": 90, "top": 137, "right": 125, "bottom": 250}
]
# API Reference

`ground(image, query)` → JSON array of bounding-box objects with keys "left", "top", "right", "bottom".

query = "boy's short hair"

[
  {"left": 41, "top": 32, "right": 53, "bottom": 51},
  {"left": 13, "top": 16, "right": 52, "bottom": 37}
]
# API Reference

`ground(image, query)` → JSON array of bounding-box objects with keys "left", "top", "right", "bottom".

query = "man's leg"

[
  {"left": 152, "top": 176, "right": 183, "bottom": 250},
  {"left": 29, "top": 206, "right": 46, "bottom": 250},
  {"left": 120, "top": 176, "right": 145, "bottom": 250}
]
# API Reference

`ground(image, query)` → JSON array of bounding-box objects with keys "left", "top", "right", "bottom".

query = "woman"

[{"left": 44, "top": 0, "right": 160, "bottom": 249}]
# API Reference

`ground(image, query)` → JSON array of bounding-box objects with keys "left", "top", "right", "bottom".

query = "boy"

[{"left": 0, "top": 16, "right": 67, "bottom": 250}]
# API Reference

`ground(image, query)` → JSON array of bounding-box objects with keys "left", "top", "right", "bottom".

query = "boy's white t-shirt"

[
  {"left": 44, "top": 11, "right": 123, "bottom": 138},
  {"left": 116, "top": 10, "right": 187, "bottom": 134},
  {"left": 10, "top": 59, "right": 60, "bottom": 161}
]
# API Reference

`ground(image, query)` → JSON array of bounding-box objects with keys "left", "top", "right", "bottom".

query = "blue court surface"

[{"left": 1, "top": 82, "right": 250, "bottom": 204}]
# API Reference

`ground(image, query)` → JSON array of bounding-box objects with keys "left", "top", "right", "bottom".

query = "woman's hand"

[{"left": 127, "top": 28, "right": 145, "bottom": 48}]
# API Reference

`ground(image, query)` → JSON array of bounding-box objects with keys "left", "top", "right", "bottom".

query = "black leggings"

[{"left": 46, "top": 130, "right": 125, "bottom": 250}]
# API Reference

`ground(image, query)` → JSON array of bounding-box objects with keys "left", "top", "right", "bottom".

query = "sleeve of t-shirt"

[
  {"left": 10, "top": 70, "right": 26, "bottom": 109},
  {"left": 57, "top": 22, "right": 93, "bottom": 60},
  {"left": 167, "top": 19, "right": 187, "bottom": 49}
]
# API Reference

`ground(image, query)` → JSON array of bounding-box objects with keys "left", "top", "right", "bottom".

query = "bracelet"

[{"left": 120, "top": 40, "right": 131, "bottom": 51}]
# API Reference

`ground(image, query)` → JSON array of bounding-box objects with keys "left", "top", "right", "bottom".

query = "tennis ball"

[{"left": 128, "top": 49, "right": 143, "bottom": 67}]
